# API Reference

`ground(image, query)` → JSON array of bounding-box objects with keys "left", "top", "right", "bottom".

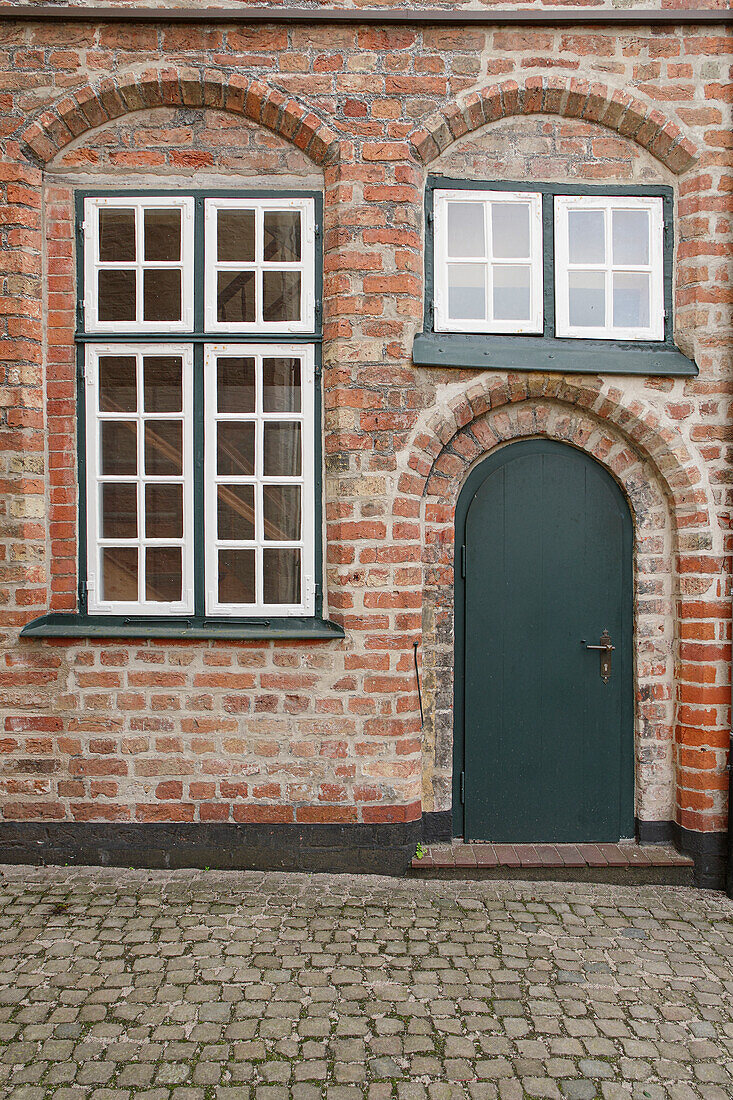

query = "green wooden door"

[{"left": 456, "top": 440, "right": 634, "bottom": 843}]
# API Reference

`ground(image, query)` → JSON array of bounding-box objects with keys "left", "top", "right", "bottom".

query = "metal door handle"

[{"left": 582, "top": 629, "right": 614, "bottom": 684}]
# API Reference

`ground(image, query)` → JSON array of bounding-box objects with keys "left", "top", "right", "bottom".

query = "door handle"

[{"left": 582, "top": 629, "right": 615, "bottom": 684}]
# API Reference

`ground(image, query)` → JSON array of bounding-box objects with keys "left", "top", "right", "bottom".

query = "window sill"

[
  {"left": 413, "top": 334, "right": 698, "bottom": 376},
  {"left": 20, "top": 613, "right": 345, "bottom": 641}
]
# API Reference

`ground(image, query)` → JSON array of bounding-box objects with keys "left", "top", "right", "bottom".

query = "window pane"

[
  {"left": 264, "top": 423, "right": 301, "bottom": 477},
  {"left": 217, "top": 423, "right": 255, "bottom": 476},
  {"left": 263, "top": 358, "right": 301, "bottom": 413},
  {"left": 217, "top": 271, "right": 255, "bottom": 323},
  {"left": 101, "top": 483, "right": 137, "bottom": 539},
  {"left": 263, "top": 548, "right": 301, "bottom": 604},
  {"left": 217, "top": 485, "right": 255, "bottom": 541},
  {"left": 102, "top": 547, "right": 138, "bottom": 602},
  {"left": 568, "top": 270, "right": 606, "bottom": 327},
  {"left": 217, "top": 357, "right": 255, "bottom": 414},
  {"left": 612, "top": 210, "right": 650, "bottom": 267},
  {"left": 145, "top": 421, "right": 182, "bottom": 477},
  {"left": 613, "top": 272, "right": 650, "bottom": 329},
  {"left": 263, "top": 485, "right": 301, "bottom": 541},
  {"left": 145, "top": 484, "right": 183, "bottom": 539},
  {"left": 98, "top": 269, "right": 136, "bottom": 322},
  {"left": 492, "top": 265, "right": 531, "bottom": 322},
  {"left": 218, "top": 549, "right": 255, "bottom": 604},
  {"left": 264, "top": 212, "right": 301, "bottom": 263},
  {"left": 447, "top": 203, "right": 485, "bottom": 258},
  {"left": 99, "top": 210, "right": 135, "bottom": 263},
  {"left": 99, "top": 356, "right": 136, "bottom": 413},
  {"left": 447, "top": 263, "right": 486, "bottom": 321},
  {"left": 217, "top": 211, "right": 255, "bottom": 263},
  {"left": 492, "top": 203, "right": 530, "bottom": 259},
  {"left": 145, "top": 546, "right": 182, "bottom": 602},
  {"left": 144, "top": 209, "right": 181, "bottom": 262},
  {"left": 143, "top": 269, "right": 182, "bottom": 322},
  {"left": 143, "top": 356, "right": 182, "bottom": 414},
  {"left": 568, "top": 210, "right": 605, "bottom": 265},
  {"left": 101, "top": 422, "right": 136, "bottom": 476},
  {"left": 263, "top": 271, "right": 301, "bottom": 323}
]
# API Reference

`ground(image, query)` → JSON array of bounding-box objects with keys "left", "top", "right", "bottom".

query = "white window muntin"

[
  {"left": 84, "top": 343, "right": 195, "bottom": 615},
  {"left": 434, "top": 189, "right": 544, "bottom": 335},
  {"left": 204, "top": 343, "right": 316, "bottom": 617},
  {"left": 83, "top": 196, "right": 194, "bottom": 334},
  {"left": 204, "top": 198, "right": 316, "bottom": 334},
  {"left": 554, "top": 195, "right": 664, "bottom": 341}
]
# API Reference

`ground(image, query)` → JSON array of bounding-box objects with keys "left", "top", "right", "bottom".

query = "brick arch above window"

[
  {"left": 20, "top": 67, "right": 341, "bottom": 168},
  {"left": 409, "top": 76, "right": 700, "bottom": 176}
]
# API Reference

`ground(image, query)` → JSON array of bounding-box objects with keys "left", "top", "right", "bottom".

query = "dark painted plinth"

[
  {"left": 0, "top": 820, "right": 422, "bottom": 877},
  {"left": 422, "top": 810, "right": 452, "bottom": 844},
  {"left": 638, "top": 820, "right": 726, "bottom": 890}
]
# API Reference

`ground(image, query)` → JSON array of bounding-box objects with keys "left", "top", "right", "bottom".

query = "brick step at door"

[{"left": 410, "top": 841, "right": 695, "bottom": 885}]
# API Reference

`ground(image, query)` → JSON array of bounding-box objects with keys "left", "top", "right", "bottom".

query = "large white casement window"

[
  {"left": 204, "top": 345, "right": 315, "bottom": 616},
  {"left": 85, "top": 345, "right": 195, "bottom": 614},
  {"left": 554, "top": 195, "right": 664, "bottom": 341},
  {"left": 81, "top": 192, "right": 319, "bottom": 622},
  {"left": 433, "top": 189, "right": 544, "bottom": 334}
]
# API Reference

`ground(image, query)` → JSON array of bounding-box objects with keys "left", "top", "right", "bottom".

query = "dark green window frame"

[
  {"left": 415, "top": 176, "right": 697, "bottom": 377},
  {"left": 23, "top": 188, "right": 344, "bottom": 641}
]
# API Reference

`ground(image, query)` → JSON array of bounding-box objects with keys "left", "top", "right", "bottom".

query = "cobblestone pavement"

[{"left": 1, "top": 867, "right": 732, "bottom": 1100}]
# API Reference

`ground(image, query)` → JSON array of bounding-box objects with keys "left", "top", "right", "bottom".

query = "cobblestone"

[{"left": 0, "top": 868, "right": 731, "bottom": 1098}]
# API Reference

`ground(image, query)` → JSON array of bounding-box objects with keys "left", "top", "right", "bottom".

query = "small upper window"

[
  {"left": 83, "top": 196, "right": 194, "bottom": 333},
  {"left": 433, "top": 189, "right": 543, "bottom": 335},
  {"left": 204, "top": 197, "right": 315, "bottom": 333},
  {"left": 554, "top": 195, "right": 664, "bottom": 341}
]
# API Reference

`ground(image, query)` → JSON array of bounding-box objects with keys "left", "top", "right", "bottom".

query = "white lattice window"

[
  {"left": 433, "top": 189, "right": 544, "bottom": 334},
  {"left": 204, "top": 198, "right": 315, "bottom": 334},
  {"left": 80, "top": 190, "right": 320, "bottom": 622},
  {"left": 554, "top": 195, "right": 664, "bottom": 341},
  {"left": 204, "top": 345, "right": 316, "bottom": 616},
  {"left": 84, "top": 344, "right": 195, "bottom": 614},
  {"left": 83, "top": 196, "right": 194, "bottom": 333}
]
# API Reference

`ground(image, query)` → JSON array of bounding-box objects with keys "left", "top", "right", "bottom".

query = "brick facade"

[{"left": 0, "top": 11, "right": 730, "bottom": 876}]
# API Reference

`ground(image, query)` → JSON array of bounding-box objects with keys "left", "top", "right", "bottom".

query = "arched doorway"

[{"left": 453, "top": 439, "right": 634, "bottom": 842}]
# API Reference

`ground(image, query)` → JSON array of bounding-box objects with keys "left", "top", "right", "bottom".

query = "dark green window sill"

[
  {"left": 20, "top": 613, "right": 345, "bottom": 642},
  {"left": 413, "top": 334, "right": 698, "bottom": 376}
]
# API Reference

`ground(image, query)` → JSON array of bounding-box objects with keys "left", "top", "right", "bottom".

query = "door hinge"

[
  {"left": 460, "top": 544, "right": 466, "bottom": 579},
  {"left": 460, "top": 771, "right": 465, "bottom": 805},
  {"left": 78, "top": 577, "right": 88, "bottom": 610},
  {"left": 76, "top": 300, "right": 84, "bottom": 329}
]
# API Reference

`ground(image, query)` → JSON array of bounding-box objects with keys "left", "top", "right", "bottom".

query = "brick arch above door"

[
  {"left": 409, "top": 76, "right": 700, "bottom": 176},
  {"left": 19, "top": 67, "right": 341, "bottom": 168},
  {"left": 401, "top": 382, "right": 726, "bottom": 840}
]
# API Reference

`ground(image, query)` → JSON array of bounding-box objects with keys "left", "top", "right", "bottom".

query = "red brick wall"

[{"left": 0, "top": 18, "right": 730, "bottom": 837}]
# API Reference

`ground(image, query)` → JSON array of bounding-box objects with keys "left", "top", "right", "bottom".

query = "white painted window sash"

[
  {"left": 433, "top": 189, "right": 544, "bottom": 335},
  {"left": 204, "top": 198, "right": 316, "bottom": 334},
  {"left": 83, "top": 196, "right": 194, "bottom": 334},
  {"left": 203, "top": 343, "right": 316, "bottom": 617},
  {"left": 554, "top": 195, "right": 664, "bottom": 341},
  {"left": 85, "top": 343, "right": 195, "bottom": 615}
]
